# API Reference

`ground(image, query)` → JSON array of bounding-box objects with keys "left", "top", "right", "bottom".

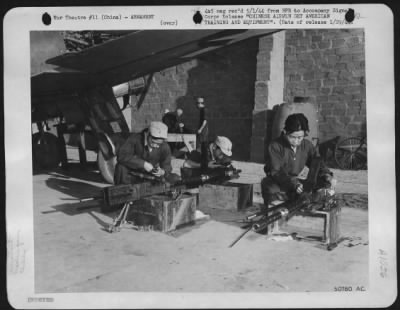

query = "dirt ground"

[{"left": 32, "top": 147, "right": 369, "bottom": 293}]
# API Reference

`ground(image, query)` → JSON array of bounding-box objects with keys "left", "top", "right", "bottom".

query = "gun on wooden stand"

[
  {"left": 80, "top": 166, "right": 242, "bottom": 232},
  {"left": 229, "top": 158, "right": 324, "bottom": 248}
]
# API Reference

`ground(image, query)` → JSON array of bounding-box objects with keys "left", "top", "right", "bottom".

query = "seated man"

[
  {"left": 261, "top": 113, "right": 334, "bottom": 205},
  {"left": 183, "top": 136, "right": 233, "bottom": 171},
  {"left": 114, "top": 121, "right": 178, "bottom": 185}
]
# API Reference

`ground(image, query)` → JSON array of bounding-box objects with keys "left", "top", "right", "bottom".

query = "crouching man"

[
  {"left": 261, "top": 113, "right": 335, "bottom": 206},
  {"left": 183, "top": 136, "right": 233, "bottom": 171},
  {"left": 114, "top": 121, "right": 179, "bottom": 185}
]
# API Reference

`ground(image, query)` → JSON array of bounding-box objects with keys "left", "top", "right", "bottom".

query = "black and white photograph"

[{"left": 4, "top": 5, "right": 396, "bottom": 309}]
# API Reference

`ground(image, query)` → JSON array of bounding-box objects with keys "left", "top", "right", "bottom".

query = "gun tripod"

[
  {"left": 108, "top": 202, "right": 137, "bottom": 233},
  {"left": 108, "top": 202, "right": 155, "bottom": 233}
]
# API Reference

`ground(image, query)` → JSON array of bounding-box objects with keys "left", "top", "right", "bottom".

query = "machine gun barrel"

[
  {"left": 228, "top": 158, "right": 325, "bottom": 247},
  {"left": 78, "top": 197, "right": 103, "bottom": 203},
  {"left": 228, "top": 224, "right": 254, "bottom": 248},
  {"left": 252, "top": 210, "right": 288, "bottom": 232},
  {"left": 228, "top": 193, "right": 311, "bottom": 247},
  {"left": 245, "top": 202, "right": 288, "bottom": 220},
  {"left": 130, "top": 171, "right": 164, "bottom": 182},
  {"left": 177, "top": 168, "right": 241, "bottom": 187},
  {"left": 252, "top": 194, "right": 311, "bottom": 233},
  {"left": 246, "top": 211, "right": 263, "bottom": 221},
  {"left": 82, "top": 166, "right": 242, "bottom": 209}
]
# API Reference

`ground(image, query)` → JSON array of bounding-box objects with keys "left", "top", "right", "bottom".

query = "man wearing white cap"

[
  {"left": 114, "top": 121, "right": 173, "bottom": 184},
  {"left": 183, "top": 136, "right": 233, "bottom": 170}
]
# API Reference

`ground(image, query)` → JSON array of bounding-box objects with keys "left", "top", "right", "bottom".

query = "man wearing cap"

[
  {"left": 114, "top": 121, "right": 174, "bottom": 185},
  {"left": 183, "top": 136, "right": 233, "bottom": 170}
]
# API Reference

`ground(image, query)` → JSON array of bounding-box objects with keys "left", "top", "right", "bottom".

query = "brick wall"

[
  {"left": 131, "top": 39, "right": 259, "bottom": 160},
  {"left": 129, "top": 29, "right": 366, "bottom": 162},
  {"left": 130, "top": 61, "right": 197, "bottom": 131},
  {"left": 284, "top": 29, "right": 366, "bottom": 142}
]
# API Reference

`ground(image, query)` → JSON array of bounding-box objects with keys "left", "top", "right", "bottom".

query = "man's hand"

[
  {"left": 143, "top": 161, "right": 154, "bottom": 173},
  {"left": 151, "top": 167, "right": 165, "bottom": 177},
  {"left": 295, "top": 183, "right": 303, "bottom": 194},
  {"left": 208, "top": 161, "right": 221, "bottom": 169},
  {"left": 183, "top": 159, "right": 200, "bottom": 169}
]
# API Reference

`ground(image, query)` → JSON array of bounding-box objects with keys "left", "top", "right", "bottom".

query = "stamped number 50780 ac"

[{"left": 334, "top": 286, "right": 366, "bottom": 292}]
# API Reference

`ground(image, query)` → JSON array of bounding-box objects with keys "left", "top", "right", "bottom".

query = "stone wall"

[
  {"left": 284, "top": 29, "right": 366, "bottom": 142},
  {"left": 130, "top": 39, "right": 259, "bottom": 160}
]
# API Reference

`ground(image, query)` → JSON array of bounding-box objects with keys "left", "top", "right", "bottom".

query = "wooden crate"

[
  {"left": 279, "top": 205, "right": 341, "bottom": 245},
  {"left": 130, "top": 194, "right": 197, "bottom": 232},
  {"left": 167, "top": 133, "right": 196, "bottom": 143},
  {"left": 167, "top": 133, "right": 196, "bottom": 150},
  {"left": 198, "top": 182, "right": 253, "bottom": 211}
]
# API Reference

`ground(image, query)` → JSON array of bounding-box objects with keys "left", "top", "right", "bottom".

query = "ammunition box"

[
  {"left": 198, "top": 182, "right": 253, "bottom": 211},
  {"left": 130, "top": 194, "right": 197, "bottom": 232}
]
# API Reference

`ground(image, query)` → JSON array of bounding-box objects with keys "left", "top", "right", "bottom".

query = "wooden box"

[
  {"left": 279, "top": 206, "right": 341, "bottom": 245},
  {"left": 167, "top": 133, "right": 196, "bottom": 150},
  {"left": 130, "top": 194, "right": 197, "bottom": 232},
  {"left": 198, "top": 182, "right": 253, "bottom": 211}
]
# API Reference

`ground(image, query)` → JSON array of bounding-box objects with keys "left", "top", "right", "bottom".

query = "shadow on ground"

[
  {"left": 34, "top": 162, "right": 106, "bottom": 184},
  {"left": 42, "top": 177, "right": 109, "bottom": 220},
  {"left": 40, "top": 199, "right": 118, "bottom": 232},
  {"left": 169, "top": 204, "right": 263, "bottom": 239},
  {"left": 45, "top": 177, "right": 103, "bottom": 199}
]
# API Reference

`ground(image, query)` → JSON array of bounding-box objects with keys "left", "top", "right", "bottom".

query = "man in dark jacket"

[
  {"left": 114, "top": 121, "right": 174, "bottom": 185},
  {"left": 162, "top": 108, "right": 184, "bottom": 133},
  {"left": 261, "top": 113, "right": 334, "bottom": 204},
  {"left": 195, "top": 97, "right": 209, "bottom": 171}
]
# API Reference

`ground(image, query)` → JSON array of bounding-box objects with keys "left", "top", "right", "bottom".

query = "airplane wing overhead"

[
  {"left": 46, "top": 30, "right": 226, "bottom": 73},
  {"left": 31, "top": 71, "right": 96, "bottom": 97},
  {"left": 32, "top": 29, "right": 279, "bottom": 97}
]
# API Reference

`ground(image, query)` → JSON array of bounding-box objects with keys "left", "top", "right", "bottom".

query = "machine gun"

[
  {"left": 229, "top": 158, "right": 336, "bottom": 247},
  {"left": 82, "top": 166, "right": 241, "bottom": 207},
  {"left": 80, "top": 165, "right": 241, "bottom": 232},
  {"left": 228, "top": 193, "right": 314, "bottom": 248}
]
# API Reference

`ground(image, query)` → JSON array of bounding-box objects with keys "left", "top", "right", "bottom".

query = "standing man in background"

[{"left": 196, "top": 97, "right": 209, "bottom": 172}]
